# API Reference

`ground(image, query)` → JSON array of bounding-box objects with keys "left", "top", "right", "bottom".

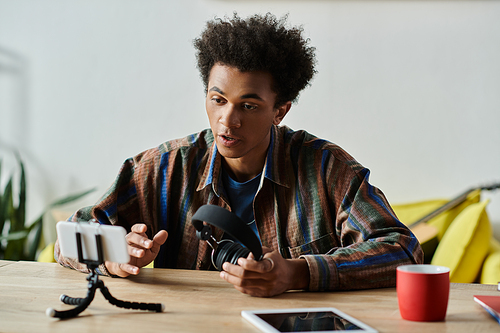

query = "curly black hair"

[{"left": 193, "top": 13, "right": 316, "bottom": 108}]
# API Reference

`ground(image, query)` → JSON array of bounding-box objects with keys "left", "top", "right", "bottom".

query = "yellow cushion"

[
  {"left": 431, "top": 200, "right": 491, "bottom": 283},
  {"left": 481, "top": 250, "right": 500, "bottom": 285},
  {"left": 37, "top": 242, "right": 56, "bottom": 263},
  {"left": 479, "top": 238, "right": 500, "bottom": 284},
  {"left": 489, "top": 237, "right": 500, "bottom": 254},
  {"left": 392, "top": 189, "right": 481, "bottom": 240}
]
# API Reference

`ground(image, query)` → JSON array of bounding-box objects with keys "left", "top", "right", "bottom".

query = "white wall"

[{"left": 1, "top": 0, "right": 499, "bottom": 241}]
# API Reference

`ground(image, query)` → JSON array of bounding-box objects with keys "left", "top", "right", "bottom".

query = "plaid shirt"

[{"left": 55, "top": 125, "right": 422, "bottom": 291}]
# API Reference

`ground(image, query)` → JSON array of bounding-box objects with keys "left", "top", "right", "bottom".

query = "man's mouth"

[
  {"left": 222, "top": 135, "right": 235, "bottom": 141},
  {"left": 219, "top": 133, "right": 240, "bottom": 146}
]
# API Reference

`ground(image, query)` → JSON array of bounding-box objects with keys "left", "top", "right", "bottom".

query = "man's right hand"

[{"left": 105, "top": 223, "right": 168, "bottom": 277}]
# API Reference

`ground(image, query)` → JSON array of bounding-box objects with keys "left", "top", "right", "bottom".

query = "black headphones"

[{"left": 191, "top": 205, "right": 263, "bottom": 270}]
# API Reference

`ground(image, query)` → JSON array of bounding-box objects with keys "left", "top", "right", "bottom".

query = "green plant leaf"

[
  {"left": 0, "top": 230, "right": 28, "bottom": 241},
  {"left": 7, "top": 182, "right": 22, "bottom": 233},
  {"left": 3, "top": 228, "right": 27, "bottom": 260},
  {"left": 27, "top": 216, "right": 43, "bottom": 260},
  {"left": 1, "top": 178, "right": 14, "bottom": 233},
  {"left": 24, "top": 187, "right": 96, "bottom": 260},
  {"left": 0, "top": 153, "right": 95, "bottom": 260},
  {"left": 25, "top": 188, "right": 96, "bottom": 231},
  {"left": 48, "top": 188, "right": 96, "bottom": 208},
  {"left": 0, "top": 177, "right": 13, "bottom": 236},
  {"left": 16, "top": 156, "right": 26, "bottom": 232}
]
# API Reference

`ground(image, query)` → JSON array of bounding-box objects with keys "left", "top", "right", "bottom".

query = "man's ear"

[{"left": 273, "top": 102, "right": 292, "bottom": 125}]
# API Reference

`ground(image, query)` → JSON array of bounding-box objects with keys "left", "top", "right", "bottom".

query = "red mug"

[{"left": 397, "top": 264, "right": 450, "bottom": 322}]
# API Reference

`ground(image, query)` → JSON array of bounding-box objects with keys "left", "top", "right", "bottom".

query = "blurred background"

[{"left": 1, "top": 0, "right": 499, "bottom": 250}]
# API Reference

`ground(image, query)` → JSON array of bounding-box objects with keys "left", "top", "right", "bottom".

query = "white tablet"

[
  {"left": 242, "top": 308, "right": 378, "bottom": 333},
  {"left": 56, "top": 221, "right": 129, "bottom": 264}
]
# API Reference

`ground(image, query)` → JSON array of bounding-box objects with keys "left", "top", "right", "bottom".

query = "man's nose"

[{"left": 219, "top": 104, "right": 241, "bottom": 128}]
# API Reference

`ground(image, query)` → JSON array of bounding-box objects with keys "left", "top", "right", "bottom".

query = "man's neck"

[{"left": 222, "top": 157, "right": 265, "bottom": 183}]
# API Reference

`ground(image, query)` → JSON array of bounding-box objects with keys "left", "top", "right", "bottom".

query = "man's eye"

[
  {"left": 242, "top": 104, "right": 257, "bottom": 110},
  {"left": 212, "top": 97, "right": 224, "bottom": 104}
]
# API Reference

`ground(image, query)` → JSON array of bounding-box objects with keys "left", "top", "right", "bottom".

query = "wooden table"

[
  {"left": 0, "top": 261, "right": 499, "bottom": 332},
  {"left": 0, "top": 259, "right": 14, "bottom": 268}
]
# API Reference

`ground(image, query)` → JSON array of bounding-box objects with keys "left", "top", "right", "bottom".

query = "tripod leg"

[
  {"left": 60, "top": 294, "right": 86, "bottom": 306},
  {"left": 46, "top": 279, "right": 98, "bottom": 319},
  {"left": 98, "top": 281, "right": 164, "bottom": 312}
]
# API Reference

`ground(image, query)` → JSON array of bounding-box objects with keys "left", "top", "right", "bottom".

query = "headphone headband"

[{"left": 191, "top": 205, "right": 263, "bottom": 261}]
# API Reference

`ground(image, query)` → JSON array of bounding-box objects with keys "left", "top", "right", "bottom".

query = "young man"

[{"left": 55, "top": 13, "right": 422, "bottom": 297}]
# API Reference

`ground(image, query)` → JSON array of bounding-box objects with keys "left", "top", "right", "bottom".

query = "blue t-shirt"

[{"left": 221, "top": 167, "right": 261, "bottom": 242}]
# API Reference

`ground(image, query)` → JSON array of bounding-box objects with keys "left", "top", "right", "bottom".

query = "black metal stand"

[{"left": 46, "top": 231, "right": 164, "bottom": 319}]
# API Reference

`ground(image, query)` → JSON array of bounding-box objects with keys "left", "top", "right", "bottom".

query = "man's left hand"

[{"left": 219, "top": 246, "right": 309, "bottom": 297}]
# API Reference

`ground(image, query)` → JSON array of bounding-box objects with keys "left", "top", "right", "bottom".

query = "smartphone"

[{"left": 56, "top": 221, "right": 129, "bottom": 264}]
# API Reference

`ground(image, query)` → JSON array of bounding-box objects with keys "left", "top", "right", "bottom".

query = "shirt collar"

[
  {"left": 196, "top": 125, "right": 290, "bottom": 195},
  {"left": 197, "top": 139, "right": 223, "bottom": 195},
  {"left": 262, "top": 125, "right": 290, "bottom": 188}
]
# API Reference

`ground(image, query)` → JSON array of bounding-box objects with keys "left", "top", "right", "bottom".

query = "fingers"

[
  {"left": 219, "top": 262, "right": 264, "bottom": 287},
  {"left": 149, "top": 230, "right": 168, "bottom": 256},
  {"left": 130, "top": 223, "right": 148, "bottom": 234},
  {"left": 128, "top": 246, "right": 145, "bottom": 259},
  {"left": 153, "top": 230, "right": 168, "bottom": 246},
  {"left": 126, "top": 226, "right": 153, "bottom": 250},
  {"left": 237, "top": 255, "right": 274, "bottom": 273},
  {"left": 108, "top": 224, "right": 168, "bottom": 278},
  {"left": 105, "top": 261, "right": 139, "bottom": 278},
  {"left": 119, "top": 263, "right": 140, "bottom": 276},
  {"left": 127, "top": 224, "right": 168, "bottom": 251},
  {"left": 264, "top": 258, "right": 275, "bottom": 272},
  {"left": 261, "top": 246, "right": 273, "bottom": 255},
  {"left": 242, "top": 246, "right": 272, "bottom": 267},
  {"left": 219, "top": 264, "right": 274, "bottom": 297},
  {"left": 219, "top": 250, "right": 286, "bottom": 297},
  {"left": 220, "top": 255, "right": 274, "bottom": 282}
]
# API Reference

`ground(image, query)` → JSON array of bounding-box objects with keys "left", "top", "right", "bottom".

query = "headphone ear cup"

[
  {"left": 192, "top": 205, "right": 263, "bottom": 261},
  {"left": 214, "top": 241, "right": 250, "bottom": 271}
]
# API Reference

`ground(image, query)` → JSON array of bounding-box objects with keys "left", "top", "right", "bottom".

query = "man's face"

[{"left": 206, "top": 63, "right": 289, "bottom": 179}]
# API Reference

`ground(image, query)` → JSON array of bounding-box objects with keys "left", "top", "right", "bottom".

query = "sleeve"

[
  {"left": 301, "top": 168, "right": 424, "bottom": 291},
  {"left": 54, "top": 155, "right": 158, "bottom": 275}
]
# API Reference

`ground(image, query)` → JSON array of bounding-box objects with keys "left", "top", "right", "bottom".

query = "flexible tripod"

[{"left": 46, "top": 231, "right": 164, "bottom": 319}]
